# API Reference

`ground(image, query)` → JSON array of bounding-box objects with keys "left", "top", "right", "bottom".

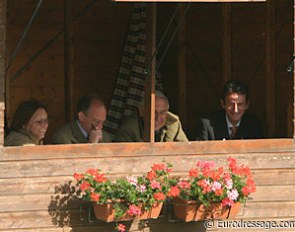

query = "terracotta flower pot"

[
  {"left": 139, "top": 202, "right": 163, "bottom": 220},
  {"left": 172, "top": 197, "right": 241, "bottom": 222},
  {"left": 93, "top": 202, "right": 134, "bottom": 222},
  {"left": 93, "top": 201, "right": 164, "bottom": 222}
]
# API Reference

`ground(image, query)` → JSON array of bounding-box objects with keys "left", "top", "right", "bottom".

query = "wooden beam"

[
  {"left": 177, "top": 4, "right": 187, "bottom": 127},
  {"left": 114, "top": 0, "right": 266, "bottom": 2},
  {"left": 64, "top": 0, "right": 74, "bottom": 122},
  {"left": 265, "top": 0, "right": 275, "bottom": 137},
  {"left": 0, "top": 0, "right": 6, "bottom": 145},
  {"left": 293, "top": 0, "right": 295, "bottom": 139},
  {"left": 143, "top": 3, "right": 156, "bottom": 142},
  {"left": 222, "top": 3, "right": 231, "bottom": 84},
  {"left": 3, "top": 139, "right": 295, "bottom": 161}
]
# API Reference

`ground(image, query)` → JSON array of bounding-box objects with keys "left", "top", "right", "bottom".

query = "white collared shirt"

[{"left": 76, "top": 120, "right": 88, "bottom": 139}]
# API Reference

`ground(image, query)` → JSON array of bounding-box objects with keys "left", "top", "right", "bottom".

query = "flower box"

[
  {"left": 139, "top": 202, "right": 163, "bottom": 220},
  {"left": 93, "top": 202, "right": 134, "bottom": 222},
  {"left": 172, "top": 197, "right": 241, "bottom": 222},
  {"left": 93, "top": 201, "right": 163, "bottom": 222}
]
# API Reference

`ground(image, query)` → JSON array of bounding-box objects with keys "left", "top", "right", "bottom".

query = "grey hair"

[{"left": 139, "top": 90, "right": 169, "bottom": 108}]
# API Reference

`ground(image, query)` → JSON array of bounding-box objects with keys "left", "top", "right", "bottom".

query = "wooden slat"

[
  {"left": 1, "top": 185, "right": 295, "bottom": 212},
  {"left": 293, "top": 0, "right": 295, "bottom": 138},
  {"left": 143, "top": 3, "right": 156, "bottom": 142},
  {"left": 251, "top": 185, "right": 295, "bottom": 202},
  {"left": 222, "top": 3, "right": 232, "bottom": 83},
  {"left": 265, "top": 0, "right": 276, "bottom": 137},
  {"left": 1, "top": 169, "right": 295, "bottom": 196},
  {"left": 2, "top": 152, "right": 295, "bottom": 178},
  {"left": 177, "top": 4, "right": 187, "bottom": 127},
  {"left": 252, "top": 169, "right": 295, "bottom": 186},
  {"left": 0, "top": 210, "right": 120, "bottom": 230},
  {"left": 64, "top": 0, "right": 75, "bottom": 122},
  {"left": 2, "top": 139, "right": 295, "bottom": 161},
  {"left": 1, "top": 202, "right": 295, "bottom": 230},
  {"left": 113, "top": 0, "right": 266, "bottom": 2},
  {"left": 242, "top": 201, "right": 295, "bottom": 218}
]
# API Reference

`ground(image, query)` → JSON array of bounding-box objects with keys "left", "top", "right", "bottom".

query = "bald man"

[
  {"left": 52, "top": 94, "right": 112, "bottom": 144},
  {"left": 114, "top": 91, "right": 188, "bottom": 142}
]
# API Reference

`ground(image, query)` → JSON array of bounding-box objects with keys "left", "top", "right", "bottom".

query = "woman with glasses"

[{"left": 4, "top": 99, "right": 49, "bottom": 146}]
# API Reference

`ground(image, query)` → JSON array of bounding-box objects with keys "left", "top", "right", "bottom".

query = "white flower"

[
  {"left": 126, "top": 176, "right": 138, "bottom": 186},
  {"left": 227, "top": 188, "right": 239, "bottom": 201},
  {"left": 136, "top": 184, "right": 146, "bottom": 193},
  {"left": 225, "top": 178, "right": 233, "bottom": 189},
  {"left": 211, "top": 181, "right": 222, "bottom": 191}
]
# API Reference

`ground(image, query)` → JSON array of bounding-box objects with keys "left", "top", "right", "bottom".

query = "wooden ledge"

[{"left": 2, "top": 139, "right": 295, "bottom": 161}]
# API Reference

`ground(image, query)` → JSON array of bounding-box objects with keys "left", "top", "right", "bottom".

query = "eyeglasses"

[{"left": 32, "top": 119, "right": 49, "bottom": 126}]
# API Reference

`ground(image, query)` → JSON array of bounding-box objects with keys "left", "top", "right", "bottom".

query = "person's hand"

[{"left": 88, "top": 126, "right": 103, "bottom": 143}]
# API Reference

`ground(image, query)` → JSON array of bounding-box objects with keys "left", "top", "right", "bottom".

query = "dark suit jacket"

[{"left": 196, "top": 110, "right": 264, "bottom": 140}]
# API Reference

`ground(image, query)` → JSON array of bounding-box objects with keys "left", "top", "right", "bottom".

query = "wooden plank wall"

[
  {"left": 1, "top": 139, "right": 295, "bottom": 231},
  {"left": 158, "top": 1, "right": 293, "bottom": 139}
]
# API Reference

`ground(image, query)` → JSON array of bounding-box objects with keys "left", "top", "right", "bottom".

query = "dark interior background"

[{"left": 5, "top": 0, "right": 293, "bottom": 142}]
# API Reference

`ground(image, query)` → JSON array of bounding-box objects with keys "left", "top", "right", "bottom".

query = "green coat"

[
  {"left": 4, "top": 128, "right": 43, "bottom": 146},
  {"left": 52, "top": 120, "right": 112, "bottom": 144},
  {"left": 114, "top": 112, "right": 188, "bottom": 142}
]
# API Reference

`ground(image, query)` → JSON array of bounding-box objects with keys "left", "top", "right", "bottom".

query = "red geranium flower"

[
  {"left": 168, "top": 185, "right": 180, "bottom": 197},
  {"left": 80, "top": 181, "right": 91, "bottom": 191},
  {"left": 73, "top": 173, "right": 84, "bottom": 181},
  {"left": 153, "top": 192, "right": 166, "bottom": 201},
  {"left": 90, "top": 192, "right": 100, "bottom": 202}
]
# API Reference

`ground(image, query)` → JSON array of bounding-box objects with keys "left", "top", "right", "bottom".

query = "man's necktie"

[{"left": 230, "top": 126, "right": 237, "bottom": 139}]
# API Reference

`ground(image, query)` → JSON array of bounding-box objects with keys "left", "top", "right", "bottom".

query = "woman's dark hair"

[
  {"left": 222, "top": 79, "right": 249, "bottom": 103},
  {"left": 10, "top": 99, "right": 47, "bottom": 131}
]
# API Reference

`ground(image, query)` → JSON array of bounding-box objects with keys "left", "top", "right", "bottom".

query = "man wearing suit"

[
  {"left": 52, "top": 94, "right": 112, "bottom": 144},
  {"left": 196, "top": 80, "right": 263, "bottom": 140},
  {"left": 114, "top": 91, "right": 188, "bottom": 142}
]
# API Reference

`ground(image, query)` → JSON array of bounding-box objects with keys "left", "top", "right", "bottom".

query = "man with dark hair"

[
  {"left": 52, "top": 94, "right": 112, "bottom": 144},
  {"left": 196, "top": 79, "right": 263, "bottom": 140},
  {"left": 114, "top": 91, "right": 188, "bottom": 142}
]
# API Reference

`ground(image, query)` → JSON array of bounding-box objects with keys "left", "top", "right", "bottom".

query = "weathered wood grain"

[
  {"left": 1, "top": 169, "right": 294, "bottom": 196},
  {"left": 1, "top": 152, "right": 295, "bottom": 178},
  {"left": 2, "top": 139, "right": 295, "bottom": 160},
  {"left": 1, "top": 186, "right": 294, "bottom": 212}
]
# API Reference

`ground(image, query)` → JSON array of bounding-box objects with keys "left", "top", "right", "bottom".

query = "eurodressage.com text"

[{"left": 204, "top": 219, "right": 295, "bottom": 230}]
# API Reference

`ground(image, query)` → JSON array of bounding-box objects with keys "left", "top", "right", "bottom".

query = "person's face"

[
  {"left": 24, "top": 108, "right": 48, "bottom": 141},
  {"left": 155, "top": 97, "right": 169, "bottom": 131},
  {"left": 78, "top": 100, "right": 107, "bottom": 134},
  {"left": 221, "top": 92, "right": 249, "bottom": 126}
]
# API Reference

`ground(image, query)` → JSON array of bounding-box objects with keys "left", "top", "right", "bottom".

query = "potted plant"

[
  {"left": 73, "top": 162, "right": 172, "bottom": 231},
  {"left": 169, "top": 157, "right": 256, "bottom": 222}
]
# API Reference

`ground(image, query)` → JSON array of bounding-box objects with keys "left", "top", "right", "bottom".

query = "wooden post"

[
  {"left": 222, "top": 3, "right": 232, "bottom": 85},
  {"left": 266, "top": 0, "right": 275, "bottom": 137},
  {"left": 293, "top": 0, "right": 295, "bottom": 139},
  {"left": 177, "top": 4, "right": 187, "bottom": 127},
  {"left": 0, "top": 0, "right": 6, "bottom": 145},
  {"left": 64, "top": 0, "right": 74, "bottom": 122},
  {"left": 143, "top": 3, "right": 156, "bottom": 142}
]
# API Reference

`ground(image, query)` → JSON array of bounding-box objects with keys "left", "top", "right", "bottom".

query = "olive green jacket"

[
  {"left": 4, "top": 128, "right": 43, "bottom": 146},
  {"left": 114, "top": 112, "right": 188, "bottom": 142},
  {"left": 52, "top": 120, "right": 112, "bottom": 144}
]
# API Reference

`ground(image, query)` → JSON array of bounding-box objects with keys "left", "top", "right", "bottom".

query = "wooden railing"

[{"left": 1, "top": 139, "right": 295, "bottom": 231}]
